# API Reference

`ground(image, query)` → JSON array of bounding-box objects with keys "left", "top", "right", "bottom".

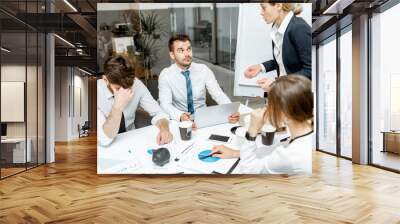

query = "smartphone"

[{"left": 208, "top": 134, "right": 231, "bottom": 143}]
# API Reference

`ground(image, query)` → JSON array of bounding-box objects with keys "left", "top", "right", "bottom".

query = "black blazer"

[{"left": 262, "top": 15, "right": 312, "bottom": 79}]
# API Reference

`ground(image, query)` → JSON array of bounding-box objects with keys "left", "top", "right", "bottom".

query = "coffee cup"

[
  {"left": 261, "top": 124, "right": 276, "bottom": 146},
  {"left": 179, "top": 121, "right": 192, "bottom": 141}
]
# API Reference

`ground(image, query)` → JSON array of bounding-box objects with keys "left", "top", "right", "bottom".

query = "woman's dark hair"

[
  {"left": 103, "top": 55, "right": 135, "bottom": 89},
  {"left": 168, "top": 34, "right": 192, "bottom": 52},
  {"left": 266, "top": 75, "right": 313, "bottom": 128}
]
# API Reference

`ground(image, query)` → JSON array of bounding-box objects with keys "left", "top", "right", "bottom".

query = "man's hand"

[
  {"left": 256, "top": 78, "right": 274, "bottom": 92},
  {"left": 244, "top": 64, "right": 262, "bottom": 79},
  {"left": 156, "top": 118, "right": 173, "bottom": 145},
  {"left": 156, "top": 129, "right": 173, "bottom": 145},
  {"left": 228, "top": 112, "right": 240, "bottom": 124},
  {"left": 180, "top": 112, "right": 197, "bottom": 130},
  {"left": 113, "top": 87, "right": 134, "bottom": 111},
  {"left": 180, "top": 112, "right": 192, "bottom": 121},
  {"left": 248, "top": 108, "right": 267, "bottom": 137},
  {"left": 211, "top": 145, "right": 240, "bottom": 159}
]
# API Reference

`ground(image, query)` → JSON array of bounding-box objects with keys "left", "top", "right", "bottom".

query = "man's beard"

[{"left": 178, "top": 58, "right": 192, "bottom": 68}]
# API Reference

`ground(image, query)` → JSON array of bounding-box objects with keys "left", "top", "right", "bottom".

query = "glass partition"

[
  {"left": 339, "top": 28, "right": 352, "bottom": 158},
  {"left": 370, "top": 3, "right": 400, "bottom": 171},
  {"left": 317, "top": 36, "right": 337, "bottom": 155},
  {"left": 0, "top": 1, "right": 46, "bottom": 179}
]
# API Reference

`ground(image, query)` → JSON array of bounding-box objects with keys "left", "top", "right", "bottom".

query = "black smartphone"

[{"left": 208, "top": 134, "right": 231, "bottom": 143}]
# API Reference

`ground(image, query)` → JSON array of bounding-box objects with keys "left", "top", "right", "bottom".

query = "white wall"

[
  {"left": 55, "top": 66, "right": 68, "bottom": 141},
  {"left": 54, "top": 67, "right": 89, "bottom": 141}
]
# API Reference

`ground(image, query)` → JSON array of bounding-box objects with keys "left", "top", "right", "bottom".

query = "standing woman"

[{"left": 244, "top": 2, "right": 311, "bottom": 92}]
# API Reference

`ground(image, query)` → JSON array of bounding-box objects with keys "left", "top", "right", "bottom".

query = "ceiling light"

[
  {"left": 63, "top": 0, "right": 78, "bottom": 12},
  {"left": 1, "top": 47, "right": 11, "bottom": 53},
  {"left": 323, "top": 0, "right": 354, "bottom": 15},
  {"left": 54, "top": 34, "right": 75, "bottom": 48},
  {"left": 323, "top": 0, "right": 342, "bottom": 14},
  {"left": 78, "top": 67, "right": 92, "bottom": 76}
]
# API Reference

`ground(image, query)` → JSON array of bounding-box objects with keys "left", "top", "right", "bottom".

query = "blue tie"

[{"left": 181, "top": 70, "right": 195, "bottom": 114}]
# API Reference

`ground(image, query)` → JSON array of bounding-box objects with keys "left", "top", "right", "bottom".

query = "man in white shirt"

[
  {"left": 98, "top": 55, "right": 173, "bottom": 146},
  {"left": 159, "top": 34, "right": 240, "bottom": 127}
]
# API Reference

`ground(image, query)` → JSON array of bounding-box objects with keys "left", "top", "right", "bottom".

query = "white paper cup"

[{"left": 179, "top": 121, "right": 192, "bottom": 141}]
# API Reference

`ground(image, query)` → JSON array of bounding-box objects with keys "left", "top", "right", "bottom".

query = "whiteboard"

[
  {"left": 234, "top": 3, "right": 312, "bottom": 97},
  {"left": 1, "top": 82, "right": 25, "bottom": 122}
]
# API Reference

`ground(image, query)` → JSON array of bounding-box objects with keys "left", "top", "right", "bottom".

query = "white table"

[
  {"left": 97, "top": 105, "right": 287, "bottom": 174},
  {"left": 98, "top": 121, "right": 241, "bottom": 174},
  {"left": 1, "top": 138, "right": 32, "bottom": 163},
  {"left": 97, "top": 117, "right": 287, "bottom": 174},
  {"left": 98, "top": 104, "right": 249, "bottom": 174}
]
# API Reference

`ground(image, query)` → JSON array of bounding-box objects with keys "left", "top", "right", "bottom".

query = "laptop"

[{"left": 194, "top": 102, "right": 240, "bottom": 128}]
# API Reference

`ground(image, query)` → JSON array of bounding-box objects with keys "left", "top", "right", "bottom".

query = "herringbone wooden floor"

[{"left": 1, "top": 135, "right": 400, "bottom": 224}]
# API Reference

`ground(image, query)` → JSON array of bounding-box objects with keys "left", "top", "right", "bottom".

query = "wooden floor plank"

[{"left": 0, "top": 135, "right": 399, "bottom": 223}]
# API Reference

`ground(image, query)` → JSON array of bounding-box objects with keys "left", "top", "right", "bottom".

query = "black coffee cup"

[
  {"left": 179, "top": 121, "right": 192, "bottom": 141},
  {"left": 261, "top": 125, "right": 276, "bottom": 146}
]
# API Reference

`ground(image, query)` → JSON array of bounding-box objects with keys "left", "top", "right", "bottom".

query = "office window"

[
  {"left": 171, "top": 5, "right": 215, "bottom": 62},
  {"left": 1, "top": 31, "right": 28, "bottom": 178},
  {"left": 317, "top": 37, "right": 337, "bottom": 155},
  {"left": 170, "top": 4, "right": 239, "bottom": 101},
  {"left": 216, "top": 4, "right": 239, "bottom": 70},
  {"left": 371, "top": 3, "right": 400, "bottom": 171},
  {"left": 0, "top": 1, "right": 46, "bottom": 179},
  {"left": 339, "top": 28, "right": 352, "bottom": 158},
  {"left": 97, "top": 3, "right": 240, "bottom": 103}
]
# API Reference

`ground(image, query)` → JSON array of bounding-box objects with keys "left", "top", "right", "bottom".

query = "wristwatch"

[{"left": 245, "top": 131, "right": 257, "bottom": 141}]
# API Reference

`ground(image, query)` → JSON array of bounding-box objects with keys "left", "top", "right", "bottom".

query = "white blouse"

[
  {"left": 260, "top": 11, "right": 294, "bottom": 76},
  {"left": 239, "top": 130, "right": 313, "bottom": 175}
]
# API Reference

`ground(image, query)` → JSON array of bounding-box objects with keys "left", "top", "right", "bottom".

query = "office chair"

[{"left": 78, "top": 121, "right": 90, "bottom": 138}]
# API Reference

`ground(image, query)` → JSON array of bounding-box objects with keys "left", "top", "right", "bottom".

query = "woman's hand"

[
  {"left": 244, "top": 64, "right": 262, "bottom": 79},
  {"left": 211, "top": 145, "right": 240, "bottom": 159},
  {"left": 256, "top": 78, "right": 274, "bottom": 92},
  {"left": 228, "top": 112, "right": 240, "bottom": 124},
  {"left": 248, "top": 108, "right": 267, "bottom": 137}
]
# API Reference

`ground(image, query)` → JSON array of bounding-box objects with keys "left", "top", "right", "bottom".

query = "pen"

[
  {"left": 181, "top": 143, "right": 194, "bottom": 154},
  {"left": 199, "top": 152, "right": 220, "bottom": 160},
  {"left": 174, "top": 143, "right": 194, "bottom": 162}
]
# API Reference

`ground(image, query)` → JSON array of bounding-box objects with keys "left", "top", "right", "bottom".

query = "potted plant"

[
  {"left": 125, "top": 11, "right": 167, "bottom": 82},
  {"left": 125, "top": 11, "right": 167, "bottom": 99}
]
